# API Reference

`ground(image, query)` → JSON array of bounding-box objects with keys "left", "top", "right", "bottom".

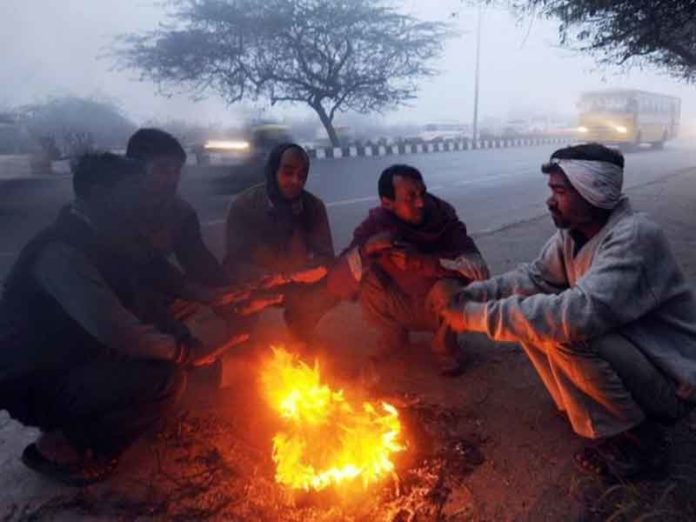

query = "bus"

[{"left": 577, "top": 89, "right": 680, "bottom": 148}]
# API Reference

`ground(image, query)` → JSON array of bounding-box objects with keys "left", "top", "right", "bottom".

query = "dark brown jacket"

[{"left": 223, "top": 184, "right": 335, "bottom": 282}]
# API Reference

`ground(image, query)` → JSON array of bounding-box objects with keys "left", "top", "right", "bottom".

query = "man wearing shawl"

[
  {"left": 432, "top": 143, "right": 696, "bottom": 480},
  {"left": 223, "top": 143, "right": 337, "bottom": 343},
  {"left": 327, "top": 164, "right": 489, "bottom": 376}
]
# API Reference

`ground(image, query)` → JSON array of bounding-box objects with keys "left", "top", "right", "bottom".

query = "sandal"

[{"left": 21, "top": 443, "right": 119, "bottom": 487}]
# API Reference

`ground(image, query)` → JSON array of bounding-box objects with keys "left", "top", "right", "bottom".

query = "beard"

[{"left": 549, "top": 209, "right": 571, "bottom": 229}]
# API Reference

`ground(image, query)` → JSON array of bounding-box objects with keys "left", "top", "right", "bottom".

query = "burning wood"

[{"left": 260, "top": 346, "right": 405, "bottom": 492}]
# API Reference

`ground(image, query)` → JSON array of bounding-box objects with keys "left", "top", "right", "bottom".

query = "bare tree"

[
  {"left": 507, "top": 0, "right": 696, "bottom": 81},
  {"left": 115, "top": 0, "right": 451, "bottom": 146}
]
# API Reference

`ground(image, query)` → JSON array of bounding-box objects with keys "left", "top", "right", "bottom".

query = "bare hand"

[
  {"left": 427, "top": 278, "right": 465, "bottom": 315},
  {"left": 235, "top": 293, "right": 284, "bottom": 316},
  {"left": 440, "top": 255, "right": 490, "bottom": 282},
  {"left": 213, "top": 287, "right": 252, "bottom": 306},
  {"left": 258, "top": 273, "right": 289, "bottom": 289},
  {"left": 388, "top": 249, "right": 410, "bottom": 271},
  {"left": 190, "top": 333, "right": 251, "bottom": 368},
  {"left": 440, "top": 306, "right": 468, "bottom": 332},
  {"left": 363, "top": 231, "right": 395, "bottom": 256},
  {"left": 289, "top": 266, "right": 328, "bottom": 284}
]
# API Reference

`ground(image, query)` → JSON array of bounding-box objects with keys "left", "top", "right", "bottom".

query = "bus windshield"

[{"left": 579, "top": 95, "right": 636, "bottom": 114}]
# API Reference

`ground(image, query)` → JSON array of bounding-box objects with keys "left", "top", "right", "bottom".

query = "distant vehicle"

[
  {"left": 194, "top": 138, "right": 250, "bottom": 166},
  {"left": 194, "top": 124, "right": 293, "bottom": 166},
  {"left": 501, "top": 119, "right": 532, "bottom": 137},
  {"left": 418, "top": 122, "right": 471, "bottom": 142},
  {"left": 201, "top": 123, "right": 294, "bottom": 195},
  {"left": 576, "top": 89, "right": 680, "bottom": 148},
  {"left": 248, "top": 124, "right": 294, "bottom": 161}
]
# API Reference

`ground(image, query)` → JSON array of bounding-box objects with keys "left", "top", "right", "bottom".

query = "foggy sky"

[{"left": 2, "top": 0, "right": 695, "bottom": 128}]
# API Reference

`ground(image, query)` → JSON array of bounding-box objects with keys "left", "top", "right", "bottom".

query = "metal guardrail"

[{"left": 307, "top": 136, "right": 572, "bottom": 159}]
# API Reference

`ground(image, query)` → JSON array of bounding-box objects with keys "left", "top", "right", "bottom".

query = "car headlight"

[
  {"left": 615, "top": 126, "right": 628, "bottom": 134},
  {"left": 577, "top": 126, "right": 589, "bottom": 133},
  {"left": 204, "top": 140, "right": 250, "bottom": 151}
]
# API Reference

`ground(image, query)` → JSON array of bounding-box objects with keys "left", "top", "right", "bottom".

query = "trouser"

[
  {"left": 522, "top": 332, "right": 688, "bottom": 439},
  {"left": 359, "top": 270, "right": 458, "bottom": 363},
  {"left": 282, "top": 281, "right": 339, "bottom": 342},
  {"left": 1, "top": 357, "right": 186, "bottom": 457}
]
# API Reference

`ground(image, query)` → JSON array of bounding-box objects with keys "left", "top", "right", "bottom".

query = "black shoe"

[
  {"left": 573, "top": 422, "right": 667, "bottom": 482},
  {"left": 438, "top": 357, "right": 467, "bottom": 378},
  {"left": 21, "top": 443, "right": 119, "bottom": 487}
]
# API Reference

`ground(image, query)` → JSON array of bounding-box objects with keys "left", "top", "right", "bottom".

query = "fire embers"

[{"left": 260, "top": 346, "right": 405, "bottom": 492}]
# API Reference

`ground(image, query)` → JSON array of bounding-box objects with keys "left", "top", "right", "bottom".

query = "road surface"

[{"left": 2, "top": 142, "right": 696, "bottom": 277}]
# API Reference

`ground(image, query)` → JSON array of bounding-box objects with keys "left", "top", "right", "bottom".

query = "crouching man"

[
  {"left": 328, "top": 164, "right": 489, "bottom": 376},
  {"left": 432, "top": 144, "right": 696, "bottom": 480},
  {"left": 224, "top": 143, "right": 337, "bottom": 344},
  {"left": 0, "top": 153, "right": 246, "bottom": 486}
]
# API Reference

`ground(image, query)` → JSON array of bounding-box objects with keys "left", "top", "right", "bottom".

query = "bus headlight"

[
  {"left": 615, "top": 125, "right": 628, "bottom": 134},
  {"left": 577, "top": 126, "right": 589, "bottom": 133}
]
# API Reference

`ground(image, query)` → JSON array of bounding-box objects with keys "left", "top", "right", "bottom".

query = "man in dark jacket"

[
  {"left": 0, "top": 153, "right": 244, "bottom": 486},
  {"left": 327, "top": 164, "right": 489, "bottom": 376},
  {"left": 224, "top": 143, "right": 337, "bottom": 343},
  {"left": 126, "top": 128, "right": 229, "bottom": 304}
]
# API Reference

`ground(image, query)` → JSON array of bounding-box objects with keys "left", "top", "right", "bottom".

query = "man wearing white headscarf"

[{"left": 429, "top": 143, "right": 696, "bottom": 481}]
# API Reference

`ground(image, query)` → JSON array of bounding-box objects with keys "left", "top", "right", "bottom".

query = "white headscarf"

[{"left": 550, "top": 158, "right": 624, "bottom": 210}]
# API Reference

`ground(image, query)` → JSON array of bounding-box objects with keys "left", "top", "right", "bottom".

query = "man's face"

[
  {"left": 146, "top": 155, "right": 183, "bottom": 201},
  {"left": 275, "top": 148, "right": 308, "bottom": 200},
  {"left": 93, "top": 174, "right": 153, "bottom": 246},
  {"left": 546, "top": 170, "right": 596, "bottom": 229},
  {"left": 382, "top": 175, "right": 427, "bottom": 225}
]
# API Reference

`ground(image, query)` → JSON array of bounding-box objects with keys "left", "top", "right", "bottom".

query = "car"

[
  {"left": 417, "top": 122, "right": 471, "bottom": 142},
  {"left": 202, "top": 124, "right": 294, "bottom": 195}
]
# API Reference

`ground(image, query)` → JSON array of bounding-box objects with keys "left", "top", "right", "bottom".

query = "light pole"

[{"left": 472, "top": 4, "right": 483, "bottom": 147}]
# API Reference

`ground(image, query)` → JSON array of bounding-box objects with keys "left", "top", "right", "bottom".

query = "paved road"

[
  {"left": 306, "top": 143, "right": 696, "bottom": 246},
  {"left": 2, "top": 142, "right": 696, "bottom": 277}
]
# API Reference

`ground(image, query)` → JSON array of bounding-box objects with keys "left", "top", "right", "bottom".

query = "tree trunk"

[{"left": 312, "top": 103, "right": 341, "bottom": 147}]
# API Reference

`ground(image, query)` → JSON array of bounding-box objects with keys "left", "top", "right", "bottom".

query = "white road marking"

[{"left": 326, "top": 196, "right": 378, "bottom": 208}]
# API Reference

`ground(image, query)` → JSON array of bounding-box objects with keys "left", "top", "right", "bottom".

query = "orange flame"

[{"left": 260, "top": 346, "right": 404, "bottom": 491}]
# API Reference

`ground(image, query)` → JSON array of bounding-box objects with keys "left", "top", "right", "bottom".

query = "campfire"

[{"left": 260, "top": 346, "right": 405, "bottom": 492}]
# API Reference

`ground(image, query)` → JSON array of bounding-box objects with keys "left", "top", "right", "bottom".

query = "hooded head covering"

[
  {"left": 264, "top": 142, "right": 312, "bottom": 232},
  {"left": 542, "top": 143, "right": 624, "bottom": 210}
]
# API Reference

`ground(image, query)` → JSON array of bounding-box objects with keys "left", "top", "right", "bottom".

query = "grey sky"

[{"left": 2, "top": 0, "right": 695, "bottom": 129}]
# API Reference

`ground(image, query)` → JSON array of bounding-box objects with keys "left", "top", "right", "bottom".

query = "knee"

[
  {"left": 358, "top": 287, "right": 390, "bottom": 323},
  {"left": 359, "top": 271, "right": 389, "bottom": 309}
]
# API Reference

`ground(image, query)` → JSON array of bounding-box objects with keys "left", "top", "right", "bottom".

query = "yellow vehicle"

[{"left": 577, "top": 89, "right": 680, "bottom": 148}]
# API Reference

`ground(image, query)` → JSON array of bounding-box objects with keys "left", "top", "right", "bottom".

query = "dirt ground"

[{"left": 1, "top": 168, "right": 696, "bottom": 521}]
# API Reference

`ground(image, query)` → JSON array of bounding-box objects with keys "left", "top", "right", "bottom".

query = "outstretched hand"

[
  {"left": 189, "top": 332, "right": 251, "bottom": 368},
  {"left": 439, "top": 306, "right": 468, "bottom": 332},
  {"left": 427, "top": 278, "right": 465, "bottom": 316},
  {"left": 288, "top": 265, "right": 328, "bottom": 284},
  {"left": 363, "top": 231, "right": 396, "bottom": 256},
  {"left": 234, "top": 293, "right": 284, "bottom": 316},
  {"left": 439, "top": 255, "right": 490, "bottom": 282},
  {"left": 213, "top": 287, "right": 253, "bottom": 306}
]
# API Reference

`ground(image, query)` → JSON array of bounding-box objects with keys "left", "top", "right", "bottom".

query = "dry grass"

[{"left": 567, "top": 419, "right": 696, "bottom": 522}]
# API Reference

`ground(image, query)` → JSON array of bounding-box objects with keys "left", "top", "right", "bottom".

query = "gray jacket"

[{"left": 457, "top": 198, "right": 696, "bottom": 399}]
